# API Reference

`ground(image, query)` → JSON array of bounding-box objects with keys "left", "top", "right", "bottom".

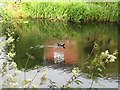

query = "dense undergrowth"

[{"left": 0, "top": 2, "right": 119, "bottom": 22}]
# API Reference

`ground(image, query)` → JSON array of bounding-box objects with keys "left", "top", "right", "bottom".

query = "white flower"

[
  {"left": 105, "top": 50, "right": 109, "bottom": 54},
  {"left": 107, "top": 55, "right": 117, "bottom": 62},
  {"left": 7, "top": 74, "right": 13, "bottom": 81},
  {"left": 7, "top": 82, "right": 18, "bottom": 88},
  {"left": 8, "top": 52, "right": 16, "bottom": 58},
  {"left": 7, "top": 82, "right": 12, "bottom": 88},
  {"left": 100, "top": 50, "right": 109, "bottom": 59},
  {"left": 40, "top": 69, "right": 48, "bottom": 85},
  {"left": 8, "top": 64, "right": 13, "bottom": 70},
  {"left": 6, "top": 37, "right": 15, "bottom": 44},
  {"left": 13, "top": 77, "right": 18, "bottom": 82},
  {"left": 12, "top": 82, "right": 18, "bottom": 88},
  {"left": 9, "top": 62, "right": 17, "bottom": 69},
  {"left": 7, "top": 52, "right": 16, "bottom": 61},
  {"left": 110, "top": 59, "right": 115, "bottom": 62},
  {"left": 113, "top": 50, "right": 118, "bottom": 55},
  {"left": 22, "top": 79, "right": 32, "bottom": 88},
  {"left": 72, "top": 67, "right": 80, "bottom": 76},
  {"left": 27, "top": 79, "right": 32, "bottom": 83},
  {"left": 0, "top": 41, "right": 6, "bottom": 46},
  {"left": 14, "top": 70, "right": 21, "bottom": 75},
  {"left": 22, "top": 80, "right": 27, "bottom": 87},
  {"left": 100, "top": 50, "right": 117, "bottom": 63},
  {"left": 43, "top": 68, "right": 48, "bottom": 75}
]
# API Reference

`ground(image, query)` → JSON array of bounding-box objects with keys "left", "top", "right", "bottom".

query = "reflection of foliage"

[
  {"left": 14, "top": 47, "right": 44, "bottom": 70},
  {"left": 0, "top": 34, "right": 118, "bottom": 88},
  {"left": 26, "top": 52, "right": 35, "bottom": 60},
  {"left": 0, "top": 14, "right": 118, "bottom": 88},
  {"left": 59, "top": 43, "right": 118, "bottom": 88},
  {"left": 2, "top": 21, "right": 44, "bottom": 70}
]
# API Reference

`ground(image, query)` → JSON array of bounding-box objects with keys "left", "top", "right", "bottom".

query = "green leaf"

[
  {"left": 23, "top": 21, "right": 29, "bottom": 24},
  {"left": 2, "top": 62, "right": 7, "bottom": 69},
  {"left": 98, "top": 73, "right": 103, "bottom": 77},
  {"left": 53, "top": 85, "right": 57, "bottom": 88},
  {"left": 74, "top": 80, "right": 83, "bottom": 85},
  {"left": 102, "top": 65, "right": 106, "bottom": 69},
  {"left": 97, "top": 68, "right": 102, "bottom": 72},
  {"left": 95, "top": 79, "right": 101, "bottom": 85}
]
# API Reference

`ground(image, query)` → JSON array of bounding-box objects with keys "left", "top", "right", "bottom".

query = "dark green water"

[{"left": 2, "top": 19, "right": 119, "bottom": 79}]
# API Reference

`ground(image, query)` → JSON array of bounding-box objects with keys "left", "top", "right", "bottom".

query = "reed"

[
  {"left": 1, "top": 2, "right": 119, "bottom": 22},
  {"left": 21, "top": 2, "right": 118, "bottom": 22}
]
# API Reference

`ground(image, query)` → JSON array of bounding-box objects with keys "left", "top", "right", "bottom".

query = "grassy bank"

[{"left": 1, "top": 2, "right": 119, "bottom": 22}]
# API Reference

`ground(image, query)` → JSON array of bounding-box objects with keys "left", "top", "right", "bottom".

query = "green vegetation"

[
  {"left": 0, "top": 1, "right": 119, "bottom": 88},
  {"left": 0, "top": 31, "right": 118, "bottom": 88},
  {"left": 2, "top": 19, "right": 118, "bottom": 72},
  {"left": 0, "top": 2, "right": 119, "bottom": 22}
]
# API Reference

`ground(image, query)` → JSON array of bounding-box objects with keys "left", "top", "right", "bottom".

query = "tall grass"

[{"left": 1, "top": 2, "right": 119, "bottom": 22}]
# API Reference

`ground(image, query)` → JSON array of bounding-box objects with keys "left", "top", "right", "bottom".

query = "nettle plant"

[{"left": 0, "top": 28, "right": 118, "bottom": 88}]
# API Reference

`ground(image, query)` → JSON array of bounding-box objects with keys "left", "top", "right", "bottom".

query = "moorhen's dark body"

[{"left": 57, "top": 43, "right": 65, "bottom": 49}]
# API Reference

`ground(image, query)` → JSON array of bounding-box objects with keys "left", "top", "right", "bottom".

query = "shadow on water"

[{"left": 1, "top": 19, "right": 119, "bottom": 79}]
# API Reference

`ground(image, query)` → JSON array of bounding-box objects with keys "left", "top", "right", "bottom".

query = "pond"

[{"left": 0, "top": 19, "right": 119, "bottom": 88}]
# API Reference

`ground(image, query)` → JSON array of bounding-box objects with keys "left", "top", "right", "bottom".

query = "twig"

[
  {"left": 27, "top": 70, "right": 39, "bottom": 88},
  {"left": 63, "top": 48, "right": 95, "bottom": 87},
  {"left": 90, "top": 79, "right": 94, "bottom": 89},
  {"left": 81, "top": 48, "right": 94, "bottom": 67},
  {"left": 64, "top": 72, "right": 83, "bottom": 87},
  {"left": 24, "top": 58, "right": 29, "bottom": 88}
]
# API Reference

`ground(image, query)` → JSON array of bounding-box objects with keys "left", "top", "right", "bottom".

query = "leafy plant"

[{"left": 1, "top": 2, "right": 119, "bottom": 22}]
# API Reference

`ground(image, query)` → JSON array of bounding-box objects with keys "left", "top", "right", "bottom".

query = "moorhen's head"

[{"left": 57, "top": 43, "right": 65, "bottom": 49}]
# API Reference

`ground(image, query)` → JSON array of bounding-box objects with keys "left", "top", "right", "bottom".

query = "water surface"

[{"left": 0, "top": 19, "right": 119, "bottom": 88}]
